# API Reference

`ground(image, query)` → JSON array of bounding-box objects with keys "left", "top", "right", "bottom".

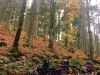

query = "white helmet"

[
  {"left": 87, "top": 60, "right": 92, "bottom": 63},
  {"left": 62, "top": 59, "right": 69, "bottom": 62}
]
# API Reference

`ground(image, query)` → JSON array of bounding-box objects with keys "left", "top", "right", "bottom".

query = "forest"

[{"left": 0, "top": 0, "right": 100, "bottom": 75}]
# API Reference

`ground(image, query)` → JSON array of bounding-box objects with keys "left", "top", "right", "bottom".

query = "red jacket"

[{"left": 85, "top": 63, "right": 92, "bottom": 68}]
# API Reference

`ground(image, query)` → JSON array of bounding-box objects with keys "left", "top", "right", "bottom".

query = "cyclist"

[
  {"left": 41, "top": 58, "right": 52, "bottom": 69},
  {"left": 83, "top": 60, "right": 93, "bottom": 72},
  {"left": 39, "top": 58, "right": 52, "bottom": 75},
  {"left": 59, "top": 59, "right": 70, "bottom": 72}
]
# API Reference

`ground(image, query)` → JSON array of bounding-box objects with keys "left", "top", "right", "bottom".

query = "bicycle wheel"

[
  {"left": 61, "top": 70, "right": 67, "bottom": 75},
  {"left": 72, "top": 68, "right": 80, "bottom": 75},
  {"left": 47, "top": 70, "right": 54, "bottom": 75},
  {"left": 84, "top": 72, "right": 95, "bottom": 75},
  {"left": 90, "top": 72, "right": 95, "bottom": 75}
]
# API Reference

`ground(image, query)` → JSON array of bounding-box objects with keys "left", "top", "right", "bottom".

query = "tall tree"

[
  {"left": 27, "top": 0, "right": 38, "bottom": 47},
  {"left": 48, "top": 0, "right": 57, "bottom": 49},
  {"left": 5, "top": 1, "right": 13, "bottom": 31},
  {"left": 86, "top": 0, "right": 93, "bottom": 60},
  {"left": 78, "top": 0, "right": 89, "bottom": 53},
  {"left": 11, "top": 0, "right": 27, "bottom": 56},
  {"left": 34, "top": 0, "right": 39, "bottom": 38}
]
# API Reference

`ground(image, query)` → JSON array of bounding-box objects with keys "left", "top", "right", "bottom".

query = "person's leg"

[{"left": 83, "top": 66, "right": 87, "bottom": 72}]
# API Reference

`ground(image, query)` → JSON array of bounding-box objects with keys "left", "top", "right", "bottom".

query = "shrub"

[
  {"left": 52, "top": 52, "right": 59, "bottom": 59},
  {"left": 70, "top": 58, "right": 82, "bottom": 70},
  {"left": 0, "top": 42, "right": 7, "bottom": 47}
]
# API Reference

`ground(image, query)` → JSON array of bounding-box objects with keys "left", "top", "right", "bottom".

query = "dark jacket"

[{"left": 41, "top": 62, "right": 52, "bottom": 69}]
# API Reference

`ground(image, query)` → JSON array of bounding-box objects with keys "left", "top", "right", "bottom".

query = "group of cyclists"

[{"left": 33, "top": 58, "right": 94, "bottom": 75}]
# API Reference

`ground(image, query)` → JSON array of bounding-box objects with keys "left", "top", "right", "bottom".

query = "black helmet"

[
  {"left": 45, "top": 58, "right": 49, "bottom": 61},
  {"left": 44, "top": 58, "right": 50, "bottom": 63}
]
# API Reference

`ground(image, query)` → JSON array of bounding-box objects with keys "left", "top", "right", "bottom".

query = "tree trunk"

[
  {"left": 48, "top": 0, "right": 56, "bottom": 49},
  {"left": 5, "top": 2, "right": 13, "bottom": 31},
  {"left": 64, "top": 25, "right": 69, "bottom": 47},
  {"left": 11, "top": 0, "right": 27, "bottom": 56},
  {"left": 95, "top": 35, "right": 99, "bottom": 55},
  {"left": 86, "top": 0, "right": 93, "bottom": 60},
  {"left": 33, "top": 0, "right": 39, "bottom": 38},
  {"left": 79, "top": 0, "right": 89, "bottom": 54},
  {"left": 27, "top": 0, "right": 37, "bottom": 48},
  {"left": 57, "top": 13, "right": 61, "bottom": 42},
  {"left": 43, "top": 24, "right": 48, "bottom": 42}
]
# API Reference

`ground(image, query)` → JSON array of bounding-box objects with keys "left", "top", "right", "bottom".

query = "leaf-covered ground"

[{"left": 0, "top": 26, "right": 100, "bottom": 75}]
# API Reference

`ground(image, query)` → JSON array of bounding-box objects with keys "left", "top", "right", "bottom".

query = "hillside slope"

[
  {"left": 0, "top": 26, "right": 100, "bottom": 74},
  {"left": 0, "top": 26, "right": 87, "bottom": 61}
]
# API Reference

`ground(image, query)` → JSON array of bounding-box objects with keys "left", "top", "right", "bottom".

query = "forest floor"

[{"left": 0, "top": 26, "right": 100, "bottom": 75}]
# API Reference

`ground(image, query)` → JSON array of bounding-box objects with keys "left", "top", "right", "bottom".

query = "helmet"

[
  {"left": 87, "top": 60, "right": 92, "bottom": 63},
  {"left": 44, "top": 58, "right": 50, "bottom": 63},
  {"left": 44, "top": 58, "right": 49, "bottom": 61},
  {"left": 62, "top": 59, "right": 69, "bottom": 62},
  {"left": 45, "top": 58, "right": 49, "bottom": 61}
]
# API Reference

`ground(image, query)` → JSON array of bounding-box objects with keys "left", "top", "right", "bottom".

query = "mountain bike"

[{"left": 81, "top": 68, "right": 95, "bottom": 75}]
